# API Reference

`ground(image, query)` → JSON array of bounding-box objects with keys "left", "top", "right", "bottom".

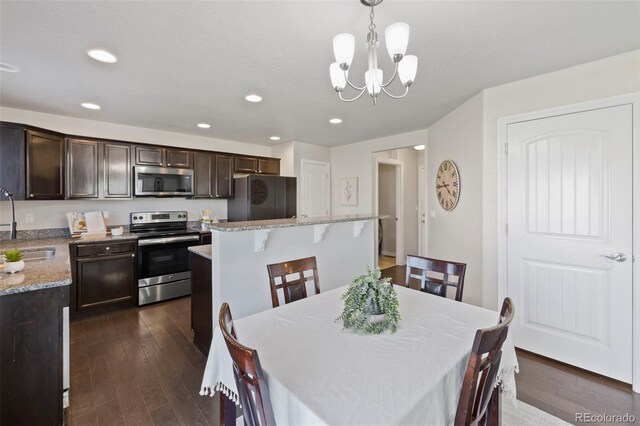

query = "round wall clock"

[
  {"left": 250, "top": 179, "right": 269, "bottom": 205},
  {"left": 435, "top": 160, "right": 460, "bottom": 211}
]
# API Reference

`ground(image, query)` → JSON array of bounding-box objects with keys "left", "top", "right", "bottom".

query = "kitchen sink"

[{"left": 2, "top": 247, "right": 56, "bottom": 261}]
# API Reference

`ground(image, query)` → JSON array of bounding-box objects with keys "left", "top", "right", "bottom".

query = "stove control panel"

[{"left": 130, "top": 211, "right": 188, "bottom": 224}]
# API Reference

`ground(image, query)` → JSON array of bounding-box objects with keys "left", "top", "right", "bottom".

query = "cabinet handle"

[
  {"left": 106, "top": 247, "right": 110, "bottom": 250},
  {"left": 167, "top": 163, "right": 171, "bottom": 166},
  {"left": 131, "top": 254, "right": 135, "bottom": 258},
  {"left": 29, "top": 194, "right": 34, "bottom": 198}
]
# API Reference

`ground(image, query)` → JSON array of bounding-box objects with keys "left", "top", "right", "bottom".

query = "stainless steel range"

[{"left": 130, "top": 211, "right": 200, "bottom": 305}]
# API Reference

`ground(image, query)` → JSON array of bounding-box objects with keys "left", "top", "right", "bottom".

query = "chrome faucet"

[{"left": 0, "top": 187, "right": 17, "bottom": 239}]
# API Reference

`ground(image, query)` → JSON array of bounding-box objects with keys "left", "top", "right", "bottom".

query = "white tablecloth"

[{"left": 201, "top": 285, "right": 519, "bottom": 426}]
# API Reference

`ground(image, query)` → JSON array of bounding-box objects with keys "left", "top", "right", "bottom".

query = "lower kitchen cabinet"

[
  {"left": 70, "top": 241, "right": 137, "bottom": 316},
  {"left": 190, "top": 251, "right": 212, "bottom": 355},
  {"left": 0, "top": 286, "right": 66, "bottom": 425}
]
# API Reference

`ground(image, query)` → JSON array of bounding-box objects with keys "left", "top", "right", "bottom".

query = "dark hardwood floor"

[
  {"left": 68, "top": 297, "right": 221, "bottom": 425},
  {"left": 382, "top": 264, "right": 640, "bottom": 424},
  {"left": 69, "top": 281, "right": 640, "bottom": 425}
]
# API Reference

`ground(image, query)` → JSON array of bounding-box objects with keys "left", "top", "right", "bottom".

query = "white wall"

[
  {"left": 271, "top": 142, "right": 294, "bottom": 177},
  {"left": 330, "top": 129, "right": 428, "bottom": 216},
  {"left": 378, "top": 164, "right": 396, "bottom": 256},
  {"left": 481, "top": 50, "right": 640, "bottom": 309},
  {"left": 0, "top": 107, "right": 271, "bottom": 229},
  {"left": 426, "top": 92, "right": 484, "bottom": 306}
]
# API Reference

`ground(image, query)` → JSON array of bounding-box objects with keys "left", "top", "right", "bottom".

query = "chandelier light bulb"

[
  {"left": 398, "top": 55, "right": 418, "bottom": 86},
  {"left": 333, "top": 33, "right": 355, "bottom": 68},
  {"left": 330, "top": 62, "right": 347, "bottom": 91},
  {"left": 385, "top": 23, "right": 410, "bottom": 62}
]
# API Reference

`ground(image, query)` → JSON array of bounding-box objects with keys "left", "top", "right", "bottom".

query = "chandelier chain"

[{"left": 368, "top": 5, "right": 376, "bottom": 32}]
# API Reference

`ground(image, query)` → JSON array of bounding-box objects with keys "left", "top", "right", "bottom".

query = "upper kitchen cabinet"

[
  {"left": 134, "top": 145, "right": 193, "bottom": 168},
  {"left": 135, "top": 145, "right": 164, "bottom": 166},
  {"left": 26, "top": 129, "right": 65, "bottom": 200},
  {"left": 166, "top": 148, "right": 193, "bottom": 168},
  {"left": 0, "top": 122, "right": 26, "bottom": 200},
  {"left": 234, "top": 156, "right": 258, "bottom": 173},
  {"left": 258, "top": 158, "right": 280, "bottom": 175},
  {"left": 193, "top": 152, "right": 213, "bottom": 198},
  {"left": 67, "top": 138, "right": 99, "bottom": 199},
  {"left": 102, "top": 142, "right": 132, "bottom": 198},
  {"left": 215, "top": 154, "right": 234, "bottom": 198}
]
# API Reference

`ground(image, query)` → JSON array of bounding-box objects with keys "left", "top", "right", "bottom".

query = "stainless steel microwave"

[{"left": 134, "top": 166, "right": 194, "bottom": 197}]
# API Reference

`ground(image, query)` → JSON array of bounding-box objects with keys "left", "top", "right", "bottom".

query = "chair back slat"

[
  {"left": 405, "top": 255, "right": 467, "bottom": 301},
  {"left": 219, "top": 303, "right": 276, "bottom": 426},
  {"left": 267, "top": 256, "right": 320, "bottom": 308},
  {"left": 455, "top": 298, "right": 515, "bottom": 426}
]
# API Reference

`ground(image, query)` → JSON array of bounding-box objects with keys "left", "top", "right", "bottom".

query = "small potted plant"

[
  {"left": 337, "top": 266, "right": 400, "bottom": 335},
  {"left": 3, "top": 249, "right": 25, "bottom": 274}
]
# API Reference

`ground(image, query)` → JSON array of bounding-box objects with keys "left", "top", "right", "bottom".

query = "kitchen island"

[{"left": 206, "top": 214, "right": 380, "bottom": 320}]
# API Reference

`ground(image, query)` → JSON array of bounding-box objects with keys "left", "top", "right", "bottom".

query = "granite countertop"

[
  {"left": 188, "top": 244, "right": 212, "bottom": 260},
  {"left": 0, "top": 233, "right": 139, "bottom": 296},
  {"left": 208, "top": 214, "right": 387, "bottom": 232},
  {"left": 189, "top": 226, "right": 211, "bottom": 234}
]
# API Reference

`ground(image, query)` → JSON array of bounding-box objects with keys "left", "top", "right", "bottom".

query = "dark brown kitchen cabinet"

[
  {"left": 166, "top": 148, "right": 193, "bottom": 168},
  {"left": 190, "top": 250, "right": 212, "bottom": 355},
  {"left": 234, "top": 156, "right": 258, "bottom": 173},
  {"left": 67, "top": 138, "right": 99, "bottom": 198},
  {"left": 135, "top": 145, "right": 164, "bottom": 166},
  {"left": 258, "top": 158, "right": 280, "bottom": 175},
  {"left": 0, "top": 122, "right": 26, "bottom": 200},
  {"left": 26, "top": 129, "right": 65, "bottom": 199},
  {"left": 102, "top": 142, "right": 132, "bottom": 198},
  {"left": 1, "top": 285, "right": 65, "bottom": 426},
  {"left": 215, "top": 154, "right": 234, "bottom": 198},
  {"left": 193, "top": 152, "right": 214, "bottom": 198},
  {"left": 70, "top": 241, "right": 137, "bottom": 315}
]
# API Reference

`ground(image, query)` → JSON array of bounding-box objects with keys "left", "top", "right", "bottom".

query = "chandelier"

[{"left": 330, "top": 0, "right": 418, "bottom": 105}]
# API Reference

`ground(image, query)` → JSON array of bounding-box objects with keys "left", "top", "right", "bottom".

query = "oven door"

[{"left": 137, "top": 234, "right": 201, "bottom": 283}]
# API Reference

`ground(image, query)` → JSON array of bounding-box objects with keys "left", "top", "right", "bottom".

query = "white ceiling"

[{"left": 0, "top": 1, "right": 638, "bottom": 147}]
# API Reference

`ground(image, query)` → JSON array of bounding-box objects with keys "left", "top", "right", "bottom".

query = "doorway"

[
  {"left": 378, "top": 163, "right": 397, "bottom": 268},
  {"left": 500, "top": 99, "right": 636, "bottom": 384},
  {"left": 300, "top": 160, "right": 330, "bottom": 217}
]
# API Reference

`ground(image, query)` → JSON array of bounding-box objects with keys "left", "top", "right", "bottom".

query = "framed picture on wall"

[{"left": 340, "top": 177, "right": 358, "bottom": 206}]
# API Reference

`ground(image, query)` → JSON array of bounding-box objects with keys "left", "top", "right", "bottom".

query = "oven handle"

[{"left": 138, "top": 235, "right": 201, "bottom": 246}]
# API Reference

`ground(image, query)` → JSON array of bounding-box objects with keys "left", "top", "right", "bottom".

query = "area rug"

[{"left": 503, "top": 398, "right": 570, "bottom": 425}]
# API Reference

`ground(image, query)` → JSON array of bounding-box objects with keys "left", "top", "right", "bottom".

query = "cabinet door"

[
  {"left": 135, "top": 145, "right": 164, "bottom": 166},
  {"left": 215, "top": 154, "right": 234, "bottom": 198},
  {"left": 103, "top": 143, "right": 132, "bottom": 198},
  {"left": 77, "top": 253, "right": 136, "bottom": 310},
  {"left": 190, "top": 252, "right": 212, "bottom": 355},
  {"left": 26, "top": 130, "right": 65, "bottom": 200},
  {"left": 193, "top": 152, "right": 213, "bottom": 198},
  {"left": 234, "top": 156, "right": 258, "bottom": 173},
  {"left": 0, "top": 123, "right": 26, "bottom": 200},
  {"left": 166, "top": 148, "right": 193, "bottom": 168},
  {"left": 258, "top": 158, "right": 280, "bottom": 175},
  {"left": 67, "top": 138, "right": 99, "bottom": 198}
]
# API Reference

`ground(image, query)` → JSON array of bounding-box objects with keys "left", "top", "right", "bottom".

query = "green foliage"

[
  {"left": 337, "top": 266, "right": 400, "bottom": 335},
  {"left": 3, "top": 249, "right": 23, "bottom": 262}
]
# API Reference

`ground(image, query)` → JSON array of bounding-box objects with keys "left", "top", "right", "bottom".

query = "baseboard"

[{"left": 381, "top": 250, "right": 396, "bottom": 257}]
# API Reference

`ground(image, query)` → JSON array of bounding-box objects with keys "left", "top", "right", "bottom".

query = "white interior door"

[
  {"left": 506, "top": 104, "right": 633, "bottom": 382},
  {"left": 418, "top": 165, "right": 426, "bottom": 256},
  {"left": 301, "top": 160, "right": 330, "bottom": 217}
]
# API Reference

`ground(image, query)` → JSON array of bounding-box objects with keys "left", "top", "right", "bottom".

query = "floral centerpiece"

[{"left": 337, "top": 266, "right": 400, "bottom": 335}]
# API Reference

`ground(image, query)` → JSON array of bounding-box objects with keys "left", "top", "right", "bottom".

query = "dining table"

[{"left": 200, "top": 284, "right": 519, "bottom": 425}]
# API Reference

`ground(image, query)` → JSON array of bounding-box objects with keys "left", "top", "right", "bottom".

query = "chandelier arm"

[
  {"left": 339, "top": 88, "right": 368, "bottom": 102},
  {"left": 344, "top": 70, "right": 367, "bottom": 91},
  {"left": 381, "top": 63, "right": 399, "bottom": 88},
  {"left": 380, "top": 85, "right": 410, "bottom": 99}
]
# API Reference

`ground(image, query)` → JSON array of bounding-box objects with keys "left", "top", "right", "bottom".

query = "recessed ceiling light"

[
  {"left": 197, "top": 123, "right": 211, "bottom": 129},
  {"left": 86, "top": 49, "right": 118, "bottom": 64},
  {"left": 81, "top": 103, "right": 101, "bottom": 110},
  {"left": 270, "top": 136, "right": 281, "bottom": 141},
  {"left": 413, "top": 144, "right": 425, "bottom": 151},
  {"left": 244, "top": 94, "right": 263, "bottom": 103},
  {"left": 329, "top": 118, "right": 343, "bottom": 124},
  {"left": 0, "top": 63, "right": 20, "bottom": 73}
]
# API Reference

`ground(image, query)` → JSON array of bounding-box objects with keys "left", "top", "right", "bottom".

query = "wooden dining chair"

[
  {"left": 267, "top": 256, "right": 320, "bottom": 308},
  {"left": 405, "top": 255, "right": 467, "bottom": 301},
  {"left": 219, "top": 303, "right": 276, "bottom": 426},
  {"left": 454, "top": 297, "right": 515, "bottom": 426}
]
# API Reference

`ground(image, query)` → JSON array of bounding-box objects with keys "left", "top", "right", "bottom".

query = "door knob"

[{"left": 599, "top": 252, "right": 627, "bottom": 262}]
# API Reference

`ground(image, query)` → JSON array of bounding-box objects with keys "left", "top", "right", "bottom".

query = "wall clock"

[
  {"left": 436, "top": 160, "right": 460, "bottom": 211},
  {"left": 250, "top": 179, "right": 269, "bottom": 205}
]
